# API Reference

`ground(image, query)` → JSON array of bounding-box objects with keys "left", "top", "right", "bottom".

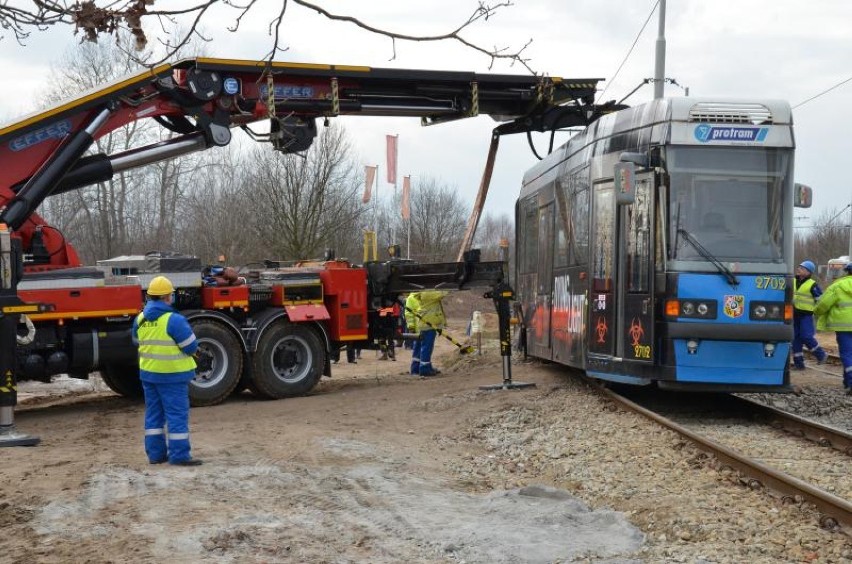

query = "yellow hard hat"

[{"left": 147, "top": 275, "right": 174, "bottom": 296}]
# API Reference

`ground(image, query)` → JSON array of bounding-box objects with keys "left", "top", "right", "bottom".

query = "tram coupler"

[{"left": 479, "top": 282, "right": 535, "bottom": 391}]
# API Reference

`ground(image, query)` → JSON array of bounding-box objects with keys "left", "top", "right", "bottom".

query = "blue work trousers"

[
  {"left": 410, "top": 338, "right": 421, "bottom": 375},
  {"left": 838, "top": 332, "right": 852, "bottom": 389},
  {"left": 142, "top": 380, "right": 192, "bottom": 464},
  {"left": 792, "top": 313, "right": 825, "bottom": 367},
  {"left": 417, "top": 329, "right": 438, "bottom": 375}
]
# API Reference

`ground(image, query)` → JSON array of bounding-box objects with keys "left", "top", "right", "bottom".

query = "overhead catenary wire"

[
  {"left": 793, "top": 75, "right": 852, "bottom": 109},
  {"left": 596, "top": 0, "right": 660, "bottom": 104}
]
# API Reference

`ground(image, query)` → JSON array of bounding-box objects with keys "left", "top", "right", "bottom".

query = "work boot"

[
  {"left": 792, "top": 365, "right": 805, "bottom": 371},
  {"left": 816, "top": 350, "right": 828, "bottom": 365},
  {"left": 171, "top": 459, "right": 203, "bottom": 466}
]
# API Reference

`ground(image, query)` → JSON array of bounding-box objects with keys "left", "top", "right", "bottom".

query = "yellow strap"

[
  {"left": 267, "top": 71, "right": 275, "bottom": 119},
  {"left": 469, "top": 81, "right": 479, "bottom": 117},
  {"left": 330, "top": 77, "right": 340, "bottom": 116}
]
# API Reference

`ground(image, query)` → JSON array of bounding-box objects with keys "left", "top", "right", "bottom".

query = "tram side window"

[
  {"left": 554, "top": 180, "right": 571, "bottom": 268},
  {"left": 592, "top": 184, "right": 614, "bottom": 292},
  {"left": 520, "top": 199, "right": 539, "bottom": 273},
  {"left": 626, "top": 178, "right": 651, "bottom": 292},
  {"left": 572, "top": 177, "right": 590, "bottom": 266}
]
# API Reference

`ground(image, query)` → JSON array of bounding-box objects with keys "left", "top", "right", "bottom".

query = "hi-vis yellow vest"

[
  {"left": 793, "top": 278, "right": 817, "bottom": 312},
  {"left": 136, "top": 312, "right": 197, "bottom": 373}
]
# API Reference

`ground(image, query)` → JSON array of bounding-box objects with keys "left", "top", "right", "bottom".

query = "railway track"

[{"left": 601, "top": 386, "right": 852, "bottom": 531}]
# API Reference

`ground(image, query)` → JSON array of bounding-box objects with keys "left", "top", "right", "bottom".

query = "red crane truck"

[{"left": 0, "top": 57, "right": 610, "bottom": 445}]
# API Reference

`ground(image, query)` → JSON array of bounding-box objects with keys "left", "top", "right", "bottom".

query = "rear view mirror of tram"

[{"left": 793, "top": 183, "right": 812, "bottom": 208}]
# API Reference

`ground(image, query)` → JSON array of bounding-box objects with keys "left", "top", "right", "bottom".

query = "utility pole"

[
  {"left": 848, "top": 195, "right": 852, "bottom": 258},
  {"left": 654, "top": 0, "right": 667, "bottom": 99}
]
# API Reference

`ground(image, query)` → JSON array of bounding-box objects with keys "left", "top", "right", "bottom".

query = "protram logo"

[{"left": 694, "top": 124, "right": 768, "bottom": 143}]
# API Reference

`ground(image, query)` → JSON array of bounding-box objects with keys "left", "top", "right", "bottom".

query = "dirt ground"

[
  {"left": 2, "top": 314, "right": 643, "bottom": 563},
  {"left": 3, "top": 309, "right": 850, "bottom": 563}
]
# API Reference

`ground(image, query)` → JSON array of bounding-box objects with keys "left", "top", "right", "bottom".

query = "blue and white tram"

[{"left": 515, "top": 98, "right": 811, "bottom": 391}]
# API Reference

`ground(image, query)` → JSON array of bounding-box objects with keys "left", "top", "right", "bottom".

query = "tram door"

[
  {"left": 616, "top": 174, "right": 654, "bottom": 363},
  {"left": 588, "top": 175, "right": 654, "bottom": 364},
  {"left": 588, "top": 181, "right": 616, "bottom": 357},
  {"left": 532, "top": 202, "right": 554, "bottom": 358}
]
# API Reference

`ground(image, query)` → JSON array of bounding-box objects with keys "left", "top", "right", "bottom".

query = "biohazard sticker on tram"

[
  {"left": 723, "top": 295, "right": 745, "bottom": 319},
  {"left": 628, "top": 317, "right": 651, "bottom": 359}
]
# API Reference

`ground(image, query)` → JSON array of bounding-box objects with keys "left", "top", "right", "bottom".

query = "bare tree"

[
  {"left": 1, "top": 1, "right": 534, "bottom": 70},
  {"left": 40, "top": 37, "right": 156, "bottom": 261},
  {"left": 406, "top": 176, "right": 469, "bottom": 263},
  {"left": 474, "top": 211, "right": 514, "bottom": 259},
  {"left": 39, "top": 31, "right": 213, "bottom": 261},
  {"left": 177, "top": 146, "right": 260, "bottom": 265},
  {"left": 795, "top": 206, "right": 851, "bottom": 275},
  {"left": 241, "top": 123, "right": 365, "bottom": 260}
]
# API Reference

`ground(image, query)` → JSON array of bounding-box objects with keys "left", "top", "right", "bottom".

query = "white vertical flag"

[
  {"left": 401, "top": 175, "right": 411, "bottom": 220},
  {"left": 363, "top": 165, "right": 377, "bottom": 203},
  {"left": 386, "top": 134, "right": 398, "bottom": 184}
]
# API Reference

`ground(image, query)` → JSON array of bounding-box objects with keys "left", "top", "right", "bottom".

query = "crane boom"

[{"left": 0, "top": 57, "right": 604, "bottom": 270}]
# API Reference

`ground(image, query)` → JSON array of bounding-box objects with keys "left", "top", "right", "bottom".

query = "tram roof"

[{"left": 519, "top": 97, "right": 794, "bottom": 191}]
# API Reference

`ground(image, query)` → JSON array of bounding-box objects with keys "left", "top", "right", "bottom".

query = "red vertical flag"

[
  {"left": 401, "top": 175, "right": 411, "bottom": 219},
  {"left": 386, "top": 134, "right": 398, "bottom": 184},
  {"left": 363, "top": 165, "right": 376, "bottom": 203}
]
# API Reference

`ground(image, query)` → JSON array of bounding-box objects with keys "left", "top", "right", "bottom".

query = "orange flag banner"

[
  {"left": 363, "top": 165, "right": 377, "bottom": 203},
  {"left": 386, "top": 134, "right": 398, "bottom": 184},
  {"left": 401, "top": 175, "right": 411, "bottom": 220}
]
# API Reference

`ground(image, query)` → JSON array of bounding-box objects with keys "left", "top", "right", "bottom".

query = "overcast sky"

[{"left": 1, "top": 0, "right": 851, "bottom": 233}]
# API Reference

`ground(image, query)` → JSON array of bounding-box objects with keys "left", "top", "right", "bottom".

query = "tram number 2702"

[
  {"left": 755, "top": 276, "right": 786, "bottom": 290},
  {"left": 633, "top": 345, "right": 651, "bottom": 359}
]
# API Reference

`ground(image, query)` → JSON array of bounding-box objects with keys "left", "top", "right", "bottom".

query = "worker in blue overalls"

[
  {"left": 792, "top": 260, "right": 828, "bottom": 370},
  {"left": 132, "top": 276, "right": 202, "bottom": 466}
]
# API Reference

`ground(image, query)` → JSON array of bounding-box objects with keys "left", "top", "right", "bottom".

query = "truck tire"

[
  {"left": 99, "top": 363, "right": 143, "bottom": 399},
  {"left": 190, "top": 320, "right": 244, "bottom": 407},
  {"left": 250, "top": 321, "right": 323, "bottom": 399}
]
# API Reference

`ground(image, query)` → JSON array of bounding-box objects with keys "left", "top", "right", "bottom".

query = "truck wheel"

[
  {"left": 190, "top": 320, "right": 244, "bottom": 407},
  {"left": 250, "top": 321, "right": 323, "bottom": 399},
  {"left": 99, "top": 363, "right": 143, "bottom": 399}
]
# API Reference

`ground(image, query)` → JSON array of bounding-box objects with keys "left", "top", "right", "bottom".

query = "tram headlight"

[
  {"left": 672, "top": 299, "right": 717, "bottom": 319},
  {"left": 763, "top": 343, "right": 776, "bottom": 357},
  {"left": 687, "top": 339, "right": 699, "bottom": 354},
  {"left": 750, "top": 301, "right": 785, "bottom": 321}
]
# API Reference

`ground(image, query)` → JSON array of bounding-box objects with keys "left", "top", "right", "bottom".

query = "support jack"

[
  {"left": 479, "top": 282, "right": 535, "bottom": 392},
  {"left": 0, "top": 408, "right": 39, "bottom": 447}
]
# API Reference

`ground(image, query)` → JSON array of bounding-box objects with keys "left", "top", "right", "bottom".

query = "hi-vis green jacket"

[
  {"left": 815, "top": 275, "right": 852, "bottom": 332},
  {"left": 417, "top": 291, "right": 449, "bottom": 330}
]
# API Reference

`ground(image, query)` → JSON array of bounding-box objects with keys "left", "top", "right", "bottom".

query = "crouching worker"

[
  {"left": 416, "top": 290, "right": 449, "bottom": 377},
  {"left": 132, "top": 276, "right": 202, "bottom": 466}
]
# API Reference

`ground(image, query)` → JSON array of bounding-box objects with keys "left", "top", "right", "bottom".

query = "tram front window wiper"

[{"left": 676, "top": 228, "right": 740, "bottom": 286}]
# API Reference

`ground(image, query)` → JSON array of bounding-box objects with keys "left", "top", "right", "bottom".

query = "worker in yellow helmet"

[{"left": 132, "top": 276, "right": 201, "bottom": 466}]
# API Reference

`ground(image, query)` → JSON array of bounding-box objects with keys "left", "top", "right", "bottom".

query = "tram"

[{"left": 515, "top": 98, "right": 812, "bottom": 391}]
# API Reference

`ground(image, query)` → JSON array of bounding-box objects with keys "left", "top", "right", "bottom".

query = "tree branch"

[{"left": 2, "top": 0, "right": 535, "bottom": 72}]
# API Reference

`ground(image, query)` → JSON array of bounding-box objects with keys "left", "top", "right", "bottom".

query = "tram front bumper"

[{"left": 672, "top": 338, "right": 789, "bottom": 386}]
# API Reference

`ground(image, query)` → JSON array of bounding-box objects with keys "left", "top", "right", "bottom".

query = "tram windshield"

[{"left": 667, "top": 146, "right": 788, "bottom": 263}]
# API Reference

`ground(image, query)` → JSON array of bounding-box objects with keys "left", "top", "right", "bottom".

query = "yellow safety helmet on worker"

[{"left": 147, "top": 275, "right": 175, "bottom": 297}]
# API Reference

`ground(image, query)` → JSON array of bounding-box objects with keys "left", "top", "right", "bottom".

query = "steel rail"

[
  {"left": 731, "top": 395, "right": 852, "bottom": 456},
  {"left": 601, "top": 387, "right": 852, "bottom": 531}
]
